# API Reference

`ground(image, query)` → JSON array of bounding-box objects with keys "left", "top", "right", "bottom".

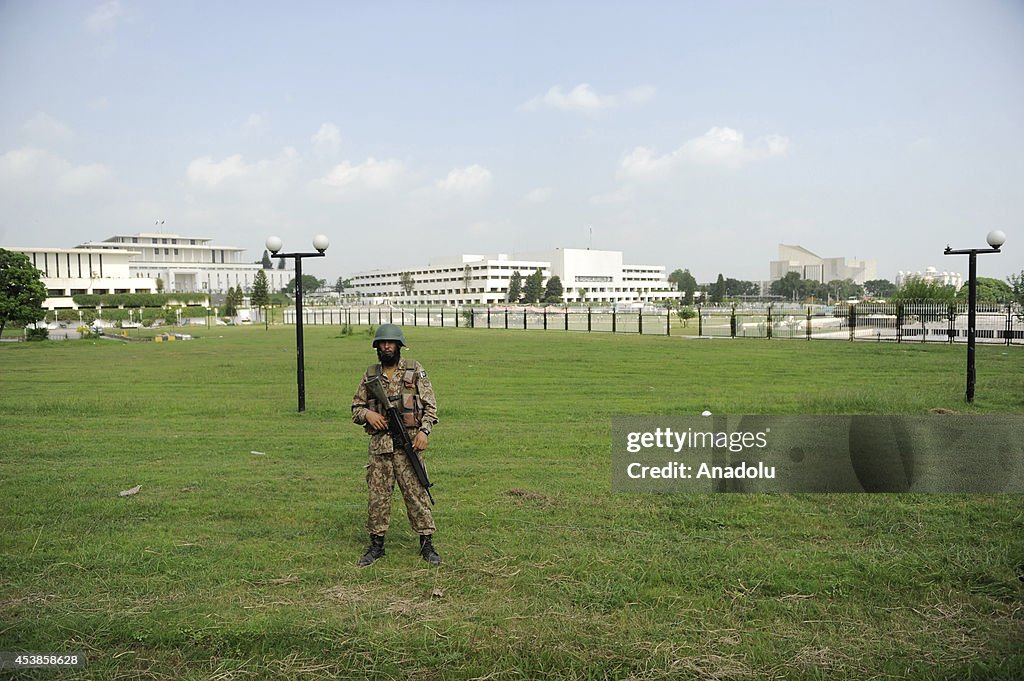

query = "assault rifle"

[{"left": 365, "top": 375, "right": 435, "bottom": 505}]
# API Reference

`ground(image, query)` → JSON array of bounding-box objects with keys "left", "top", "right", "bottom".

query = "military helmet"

[{"left": 372, "top": 323, "right": 407, "bottom": 348}]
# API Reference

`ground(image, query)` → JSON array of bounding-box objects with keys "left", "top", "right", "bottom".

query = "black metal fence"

[
  {"left": 690, "top": 303, "right": 1023, "bottom": 344},
  {"left": 281, "top": 303, "right": 1024, "bottom": 345}
]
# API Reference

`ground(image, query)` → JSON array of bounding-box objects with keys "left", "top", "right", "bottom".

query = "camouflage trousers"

[{"left": 366, "top": 448, "right": 435, "bottom": 536}]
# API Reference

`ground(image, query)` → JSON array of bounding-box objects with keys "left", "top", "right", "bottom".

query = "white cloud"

[
  {"left": 590, "top": 185, "right": 635, "bottom": 205},
  {"left": 316, "top": 157, "right": 405, "bottom": 194},
  {"left": 681, "top": 127, "right": 790, "bottom": 168},
  {"left": 520, "top": 83, "right": 656, "bottom": 113},
  {"left": 23, "top": 113, "right": 73, "bottom": 143},
  {"left": 186, "top": 147, "right": 299, "bottom": 192},
  {"left": 617, "top": 145, "right": 677, "bottom": 181},
  {"left": 187, "top": 155, "right": 248, "bottom": 189},
  {"left": 311, "top": 123, "right": 342, "bottom": 154},
  {"left": 0, "top": 146, "right": 114, "bottom": 196},
  {"left": 617, "top": 126, "right": 791, "bottom": 181},
  {"left": 524, "top": 186, "right": 553, "bottom": 203},
  {"left": 435, "top": 164, "right": 493, "bottom": 195},
  {"left": 241, "top": 113, "right": 269, "bottom": 136},
  {"left": 622, "top": 85, "right": 657, "bottom": 105},
  {"left": 0, "top": 148, "right": 44, "bottom": 177},
  {"left": 86, "top": 1, "right": 125, "bottom": 32},
  {"left": 57, "top": 163, "right": 114, "bottom": 195}
]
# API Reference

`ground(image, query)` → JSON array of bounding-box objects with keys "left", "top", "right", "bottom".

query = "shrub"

[{"left": 26, "top": 327, "right": 49, "bottom": 341}]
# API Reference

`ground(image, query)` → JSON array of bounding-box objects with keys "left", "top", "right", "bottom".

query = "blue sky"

[{"left": 2, "top": 0, "right": 1022, "bottom": 283}]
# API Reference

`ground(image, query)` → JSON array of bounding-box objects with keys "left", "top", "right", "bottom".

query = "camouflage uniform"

[{"left": 352, "top": 358, "right": 438, "bottom": 536}]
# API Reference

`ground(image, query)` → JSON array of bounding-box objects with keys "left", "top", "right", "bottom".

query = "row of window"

[
  {"left": 31, "top": 251, "right": 104, "bottom": 279},
  {"left": 135, "top": 248, "right": 234, "bottom": 263},
  {"left": 47, "top": 288, "right": 145, "bottom": 296},
  {"left": 116, "top": 237, "right": 201, "bottom": 246}
]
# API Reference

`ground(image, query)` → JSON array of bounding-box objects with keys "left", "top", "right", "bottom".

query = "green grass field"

[{"left": 2, "top": 327, "right": 1022, "bottom": 679}]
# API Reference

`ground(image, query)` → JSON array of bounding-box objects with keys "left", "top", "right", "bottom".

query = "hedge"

[{"left": 71, "top": 293, "right": 209, "bottom": 308}]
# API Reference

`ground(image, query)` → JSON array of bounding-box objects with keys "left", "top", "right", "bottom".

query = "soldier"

[{"left": 351, "top": 324, "right": 440, "bottom": 566}]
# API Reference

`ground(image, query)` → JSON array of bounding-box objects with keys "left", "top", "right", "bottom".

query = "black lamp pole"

[
  {"left": 943, "top": 231, "right": 1005, "bottom": 403},
  {"left": 267, "top": 236, "right": 329, "bottom": 412}
]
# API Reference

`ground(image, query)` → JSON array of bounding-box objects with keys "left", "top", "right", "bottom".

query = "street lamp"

[
  {"left": 943, "top": 230, "right": 1006, "bottom": 403},
  {"left": 266, "top": 234, "right": 330, "bottom": 412}
]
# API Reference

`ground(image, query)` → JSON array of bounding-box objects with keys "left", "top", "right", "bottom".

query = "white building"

[
  {"left": 896, "top": 267, "right": 963, "bottom": 290},
  {"left": 79, "top": 232, "right": 293, "bottom": 294},
  {"left": 349, "top": 248, "right": 682, "bottom": 305},
  {"left": 5, "top": 246, "right": 158, "bottom": 310},
  {"left": 770, "top": 244, "right": 877, "bottom": 285}
]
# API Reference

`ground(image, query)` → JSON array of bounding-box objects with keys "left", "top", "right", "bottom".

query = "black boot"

[
  {"left": 357, "top": 534, "right": 385, "bottom": 567},
  {"left": 419, "top": 534, "right": 441, "bottom": 566}
]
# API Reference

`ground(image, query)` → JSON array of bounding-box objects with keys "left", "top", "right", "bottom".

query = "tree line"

[{"left": 667, "top": 267, "right": 1023, "bottom": 305}]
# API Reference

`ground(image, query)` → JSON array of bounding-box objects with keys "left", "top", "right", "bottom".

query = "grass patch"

[{"left": 1, "top": 327, "right": 1022, "bottom": 679}]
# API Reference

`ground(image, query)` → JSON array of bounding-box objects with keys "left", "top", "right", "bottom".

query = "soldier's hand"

[
  {"left": 413, "top": 431, "right": 429, "bottom": 452},
  {"left": 365, "top": 411, "right": 388, "bottom": 431}
]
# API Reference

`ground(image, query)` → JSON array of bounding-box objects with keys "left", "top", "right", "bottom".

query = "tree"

[
  {"left": 277, "top": 257, "right": 286, "bottom": 270},
  {"left": 0, "top": 249, "right": 47, "bottom": 338},
  {"left": 283, "top": 275, "right": 323, "bottom": 296},
  {"left": 863, "top": 279, "right": 896, "bottom": 299},
  {"left": 770, "top": 272, "right": 803, "bottom": 301},
  {"left": 463, "top": 265, "right": 473, "bottom": 291},
  {"left": 506, "top": 270, "right": 523, "bottom": 303},
  {"left": 400, "top": 272, "right": 415, "bottom": 297},
  {"left": 724, "top": 278, "right": 759, "bottom": 298},
  {"left": 521, "top": 268, "right": 544, "bottom": 304},
  {"left": 334, "top": 277, "right": 351, "bottom": 294},
  {"left": 957, "top": 277, "right": 1012, "bottom": 304},
  {"left": 710, "top": 274, "right": 726, "bottom": 303},
  {"left": 676, "top": 306, "right": 697, "bottom": 327},
  {"left": 251, "top": 269, "right": 270, "bottom": 308},
  {"left": 826, "top": 278, "right": 864, "bottom": 302},
  {"left": 234, "top": 286, "right": 246, "bottom": 315},
  {"left": 261, "top": 250, "right": 274, "bottom": 269},
  {"left": 224, "top": 286, "right": 238, "bottom": 317},
  {"left": 155, "top": 277, "right": 165, "bottom": 293},
  {"left": 576, "top": 287, "right": 587, "bottom": 303},
  {"left": 1008, "top": 270, "right": 1024, "bottom": 322},
  {"left": 669, "top": 268, "right": 698, "bottom": 304},
  {"left": 543, "top": 275, "right": 564, "bottom": 303},
  {"left": 891, "top": 275, "right": 955, "bottom": 302}
]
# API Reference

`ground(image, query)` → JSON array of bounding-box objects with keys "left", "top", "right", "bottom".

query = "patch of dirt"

[{"left": 505, "top": 488, "right": 558, "bottom": 506}]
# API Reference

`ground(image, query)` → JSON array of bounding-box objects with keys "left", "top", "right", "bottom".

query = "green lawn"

[{"left": 1, "top": 327, "right": 1022, "bottom": 679}]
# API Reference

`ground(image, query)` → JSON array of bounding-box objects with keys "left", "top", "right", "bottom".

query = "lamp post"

[
  {"left": 943, "top": 230, "right": 1006, "bottom": 403},
  {"left": 266, "top": 234, "right": 330, "bottom": 412}
]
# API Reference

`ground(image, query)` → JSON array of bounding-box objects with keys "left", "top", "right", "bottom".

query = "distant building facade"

[
  {"left": 896, "top": 267, "right": 963, "bottom": 290},
  {"left": 79, "top": 232, "right": 293, "bottom": 294},
  {"left": 769, "top": 244, "right": 877, "bottom": 285},
  {"left": 349, "top": 248, "right": 682, "bottom": 305},
  {"left": 4, "top": 232, "right": 294, "bottom": 309},
  {"left": 4, "top": 245, "right": 158, "bottom": 310}
]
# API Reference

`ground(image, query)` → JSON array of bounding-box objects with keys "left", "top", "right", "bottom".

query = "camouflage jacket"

[{"left": 351, "top": 358, "right": 438, "bottom": 455}]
